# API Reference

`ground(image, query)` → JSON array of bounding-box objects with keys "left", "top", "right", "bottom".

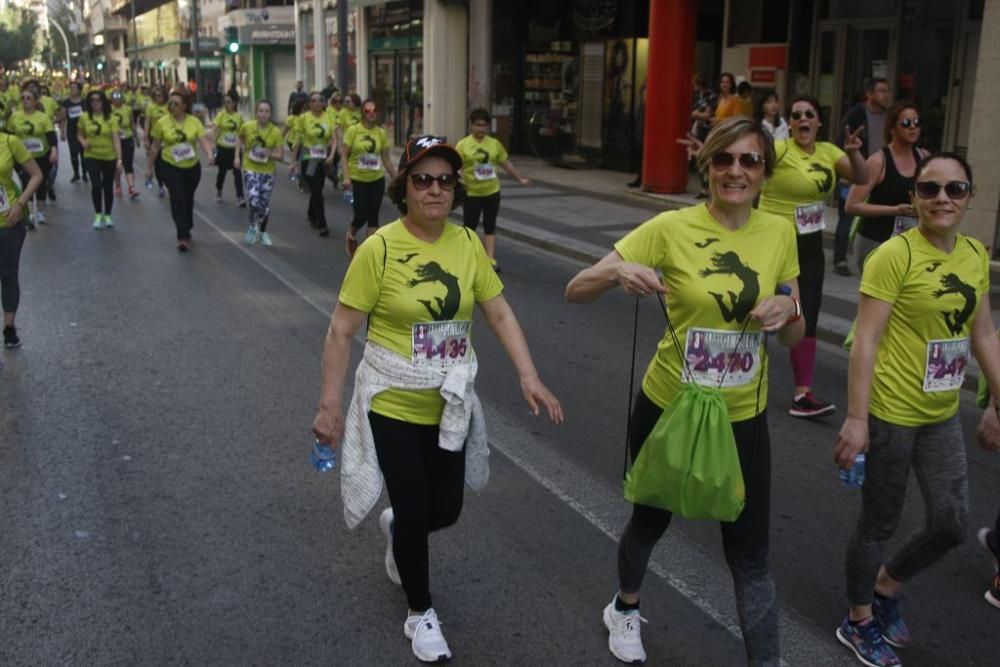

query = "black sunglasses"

[
  {"left": 897, "top": 117, "right": 921, "bottom": 129},
  {"left": 914, "top": 180, "right": 971, "bottom": 200},
  {"left": 710, "top": 151, "right": 765, "bottom": 170},
  {"left": 409, "top": 173, "right": 458, "bottom": 191},
  {"left": 790, "top": 109, "right": 817, "bottom": 121}
]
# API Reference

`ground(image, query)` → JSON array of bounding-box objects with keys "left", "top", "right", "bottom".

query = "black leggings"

[
  {"left": 350, "top": 178, "right": 385, "bottom": 232},
  {"left": 86, "top": 158, "right": 116, "bottom": 215},
  {"left": 153, "top": 155, "right": 165, "bottom": 187},
  {"left": 68, "top": 131, "right": 83, "bottom": 178},
  {"left": 301, "top": 160, "right": 327, "bottom": 230},
  {"left": 159, "top": 162, "right": 201, "bottom": 240},
  {"left": 121, "top": 138, "right": 135, "bottom": 175},
  {"left": 463, "top": 192, "right": 501, "bottom": 235},
  {"left": 17, "top": 156, "right": 52, "bottom": 201},
  {"left": 214, "top": 146, "right": 244, "bottom": 198},
  {"left": 0, "top": 222, "right": 27, "bottom": 313},
  {"left": 618, "top": 391, "right": 777, "bottom": 665},
  {"left": 369, "top": 411, "right": 466, "bottom": 612},
  {"left": 796, "top": 233, "right": 825, "bottom": 338}
]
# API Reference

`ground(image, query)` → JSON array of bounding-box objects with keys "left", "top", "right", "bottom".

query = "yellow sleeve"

[
  {"left": 193, "top": 117, "right": 206, "bottom": 139},
  {"left": 471, "top": 230, "right": 504, "bottom": 301},
  {"left": 496, "top": 138, "right": 509, "bottom": 163},
  {"left": 10, "top": 134, "right": 30, "bottom": 164},
  {"left": 614, "top": 213, "right": 670, "bottom": 268},
  {"left": 859, "top": 236, "right": 908, "bottom": 304},
  {"left": 338, "top": 234, "right": 387, "bottom": 312},
  {"left": 778, "top": 222, "right": 800, "bottom": 284},
  {"left": 151, "top": 117, "right": 163, "bottom": 142}
]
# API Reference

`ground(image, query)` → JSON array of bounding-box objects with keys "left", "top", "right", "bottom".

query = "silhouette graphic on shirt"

[
  {"left": 933, "top": 273, "right": 977, "bottom": 335},
  {"left": 807, "top": 163, "right": 833, "bottom": 193},
  {"left": 699, "top": 251, "right": 760, "bottom": 323},
  {"left": 409, "top": 261, "right": 461, "bottom": 321}
]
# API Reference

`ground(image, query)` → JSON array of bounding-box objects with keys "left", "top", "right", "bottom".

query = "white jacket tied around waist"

[{"left": 340, "top": 341, "right": 490, "bottom": 529}]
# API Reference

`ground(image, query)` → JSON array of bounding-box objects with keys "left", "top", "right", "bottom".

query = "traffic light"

[{"left": 224, "top": 27, "right": 239, "bottom": 54}]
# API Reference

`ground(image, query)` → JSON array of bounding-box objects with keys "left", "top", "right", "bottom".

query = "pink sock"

[{"left": 789, "top": 336, "right": 817, "bottom": 390}]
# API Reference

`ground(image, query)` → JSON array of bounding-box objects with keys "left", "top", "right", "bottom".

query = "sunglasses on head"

[
  {"left": 409, "top": 173, "right": 458, "bottom": 191},
  {"left": 709, "top": 151, "right": 765, "bottom": 170},
  {"left": 790, "top": 109, "right": 817, "bottom": 121},
  {"left": 914, "top": 180, "right": 971, "bottom": 200},
  {"left": 897, "top": 117, "right": 920, "bottom": 129}
]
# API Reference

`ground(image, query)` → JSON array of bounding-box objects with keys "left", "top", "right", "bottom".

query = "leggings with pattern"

[{"left": 243, "top": 171, "right": 275, "bottom": 231}]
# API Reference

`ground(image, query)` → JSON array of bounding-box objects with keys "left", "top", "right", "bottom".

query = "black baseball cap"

[{"left": 398, "top": 135, "right": 462, "bottom": 174}]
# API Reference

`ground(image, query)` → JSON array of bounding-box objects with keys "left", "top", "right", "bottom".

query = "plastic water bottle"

[
  {"left": 839, "top": 453, "right": 866, "bottom": 488},
  {"left": 309, "top": 440, "right": 338, "bottom": 472},
  {"left": 343, "top": 189, "right": 354, "bottom": 205}
]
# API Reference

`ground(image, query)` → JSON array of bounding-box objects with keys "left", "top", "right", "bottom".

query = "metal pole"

[
  {"left": 337, "top": 0, "right": 348, "bottom": 92},
  {"left": 191, "top": 0, "right": 203, "bottom": 105},
  {"left": 48, "top": 18, "right": 72, "bottom": 75},
  {"left": 130, "top": 0, "right": 139, "bottom": 84}
]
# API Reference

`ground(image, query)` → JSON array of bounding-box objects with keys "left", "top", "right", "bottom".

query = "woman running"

[
  {"left": 58, "top": 81, "right": 85, "bottom": 183},
  {"left": 455, "top": 107, "right": 531, "bottom": 273},
  {"left": 143, "top": 86, "right": 169, "bottom": 198},
  {"left": 758, "top": 95, "right": 868, "bottom": 418},
  {"left": 833, "top": 153, "right": 1000, "bottom": 667},
  {"left": 8, "top": 88, "right": 56, "bottom": 227},
  {"left": 283, "top": 96, "right": 306, "bottom": 193},
  {"left": 213, "top": 93, "right": 245, "bottom": 205},
  {"left": 0, "top": 132, "right": 43, "bottom": 348},
  {"left": 290, "top": 91, "right": 337, "bottom": 237},
  {"left": 846, "top": 101, "right": 928, "bottom": 273},
  {"left": 110, "top": 89, "right": 139, "bottom": 200},
  {"left": 342, "top": 99, "right": 396, "bottom": 254},
  {"left": 78, "top": 90, "right": 123, "bottom": 229},
  {"left": 325, "top": 92, "right": 343, "bottom": 188},
  {"left": 146, "top": 89, "right": 214, "bottom": 251},
  {"left": 567, "top": 117, "right": 803, "bottom": 666},
  {"left": 234, "top": 99, "right": 284, "bottom": 247},
  {"left": 312, "top": 135, "right": 561, "bottom": 662}
]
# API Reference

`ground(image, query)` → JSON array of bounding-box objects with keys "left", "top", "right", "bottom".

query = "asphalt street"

[{"left": 1, "top": 142, "right": 997, "bottom": 666}]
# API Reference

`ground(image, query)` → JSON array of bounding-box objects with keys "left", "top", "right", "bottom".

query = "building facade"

[{"left": 218, "top": 4, "right": 297, "bottom": 120}]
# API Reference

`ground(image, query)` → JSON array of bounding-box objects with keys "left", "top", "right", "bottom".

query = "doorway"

[
  {"left": 812, "top": 22, "right": 895, "bottom": 141},
  {"left": 369, "top": 50, "right": 423, "bottom": 146}
]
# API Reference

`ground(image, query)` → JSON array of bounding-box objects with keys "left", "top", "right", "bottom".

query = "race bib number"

[
  {"left": 473, "top": 163, "right": 496, "bottom": 181},
  {"left": 683, "top": 328, "right": 763, "bottom": 388},
  {"left": 794, "top": 202, "right": 826, "bottom": 235},
  {"left": 67, "top": 105, "right": 82, "bottom": 119},
  {"left": 923, "top": 337, "right": 969, "bottom": 393},
  {"left": 308, "top": 145, "right": 327, "bottom": 159},
  {"left": 0, "top": 187, "right": 9, "bottom": 214},
  {"left": 22, "top": 138, "right": 43, "bottom": 153},
  {"left": 221, "top": 132, "right": 237, "bottom": 146},
  {"left": 358, "top": 152, "right": 381, "bottom": 170},
  {"left": 170, "top": 143, "right": 196, "bottom": 162},
  {"left": 412, "top": 320, "right": 472, "bottom": 367},
  {"left": 248, "top": 146, "right": 270, "bottom": 163},
  {"left": 891, "top": 216, "right": 917, "bottom": 237}
]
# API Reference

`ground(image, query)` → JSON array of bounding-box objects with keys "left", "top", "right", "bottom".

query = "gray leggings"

[{"left": 845, "top": 414, "right": 968, "bottom": 605}]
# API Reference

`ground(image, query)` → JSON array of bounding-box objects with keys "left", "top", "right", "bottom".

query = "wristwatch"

[{"left": 777, "top": 285, "right": 802, "bottom": 324}]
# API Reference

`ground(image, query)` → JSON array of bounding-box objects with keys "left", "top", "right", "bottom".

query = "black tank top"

[{"left": 858, "top": 146, "right": 921, "bottom": 243}]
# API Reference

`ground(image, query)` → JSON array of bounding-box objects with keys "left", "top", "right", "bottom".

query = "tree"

[{"left": 0, "top": 8, "right": 39, "bottom": 69}]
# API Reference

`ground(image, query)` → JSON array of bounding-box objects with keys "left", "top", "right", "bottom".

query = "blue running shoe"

[
  {"left": 836, "top": 616, "right": 900, "bottom": 667},
  {"left": 872, "top": 593, "right": 911, "bottom": 648}
]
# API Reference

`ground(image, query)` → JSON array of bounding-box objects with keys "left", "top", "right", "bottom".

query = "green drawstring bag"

[{"left": 622, "top": 295, "right": 749, "bottom": 522}]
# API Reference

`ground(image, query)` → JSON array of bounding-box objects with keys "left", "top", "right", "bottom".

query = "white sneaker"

[
  {"left": 380, "top": 508, "right": 401, "bottom": 585},
  {"left": 403, "top": 608, "right": 452, "bottom": 663},
  {"left": 603, "top": 599, "right": 647, "bottom": 664},
  {"left": 35, "top": 211, "right": 46, "bottom": 224},
  {"left": 258, "top": 231, "right": 273, "bottom": 247},
  {"left": 244, "top": 225, "right": 258, "bottom": 246}
]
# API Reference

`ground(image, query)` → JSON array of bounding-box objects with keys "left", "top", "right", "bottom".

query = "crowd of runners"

[{"left": 0, "top": 71, "right": 998, "bottom": 667}]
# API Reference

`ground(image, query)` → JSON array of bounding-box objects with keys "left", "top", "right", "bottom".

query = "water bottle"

[
  {"left": 343, "top": 189, "right": 354, "bottom": 205},
  {"left": 839, "top": 453, "right": 866, "bottom": 488},
  {"left": 309, "top": 440, "right": 338, "bottom": 472}
]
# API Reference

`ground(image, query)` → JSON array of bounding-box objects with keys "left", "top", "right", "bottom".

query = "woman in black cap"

[{"left": 313, "top": 136, "right": 563, "bottom": 663}]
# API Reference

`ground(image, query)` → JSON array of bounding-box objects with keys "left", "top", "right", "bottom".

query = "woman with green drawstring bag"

[{"left": 567, "top": 117, "right": 805, "bottom": 666}]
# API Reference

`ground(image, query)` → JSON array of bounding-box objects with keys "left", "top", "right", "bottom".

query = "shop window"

[
  {"left": 728, "top": 0, "right": 791, "bottom": 46},
  {"left": 816, "top": 0, "right": 899, "bottom": 19}
]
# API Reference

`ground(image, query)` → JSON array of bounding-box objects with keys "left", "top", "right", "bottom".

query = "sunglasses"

[
  {"left": 897, "top": 117, "right": 921, "bottom": 129},
  {"left": 20, "top": 95, "right": 33, "bottom": 101},
  {"left": 167, "top": 100, "right": 181, "bottom": 107},
  {"left": 914, "top": 180, "right": 971, "bottom": 200},
  {"left": 709, "top": 151, "right": 765, "bottom": 170},
  {"left": 363, "top": 106, "right": 377, "bottom": 113},
  {"left": 409, "top": 173, "right": 458, "bottom": 191},
  {"left": 790, "top": 109, "right": 817, "bottom": 121}
]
